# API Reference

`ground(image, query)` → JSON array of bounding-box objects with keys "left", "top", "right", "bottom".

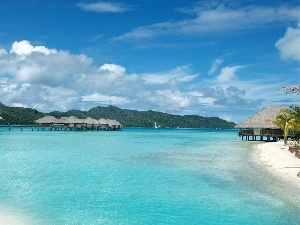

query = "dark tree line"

[{"left": 0, "top": 103, "right": 236, "bottom": 128}]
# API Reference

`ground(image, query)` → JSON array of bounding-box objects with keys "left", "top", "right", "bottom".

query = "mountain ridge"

[{"left": 0, "top": 103, "right": 236, "bottom": 128}]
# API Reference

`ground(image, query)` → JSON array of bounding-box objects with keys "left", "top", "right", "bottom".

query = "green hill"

[
  {"left": 0, "top": 103, "right": 236, "bottom": 128},
  {"left": 0, "top": 102, "right": 44, "bottom": 125}
]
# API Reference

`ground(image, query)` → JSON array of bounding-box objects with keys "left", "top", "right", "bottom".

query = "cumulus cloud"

[
  {"left": 0, "top": 49, "right": 7, "bottom": 56},
  {"left": 0, "top": 78, "right": 80, "bottom": 112},
  {"left": 114, "top": 3, "right": 299, "bottom": 41},
  {"left": 0, "top": 40, "right": 93, "bottom": 86},
  {"left": 214, "top": 95, "right": 262, "bottom": 108},
  {"left": 82, "top": 92, "right": 133, "bottom": 104},
  {"left": 148, "top": 89, "right": 192, "bottom": 110},
  {"left": 275, "top": 25, "right": 300, "bottom": 61},
  {"left": 99, "top": 63, "right": 126, "bottom": 76},
  {"left": 141, "top": 65, "right": 198, "bottom": 84},
  {"left": 196, "top": 85, "right": 225, "bottom": 99},
  {"left": 10, "top": 40, "right": 58, "bottom": 55},
  {"left": 216, "top": 66, "right": 243, "bottom": 82},
  {"left": 0, "top": 39, "right": 293, "bottom": 121},
  {"left": 77, "top": 2, "right": 130, "bottom": 13},
  {"left": 194, "top": 84, "right": 263, "bottom": 109},
  {"left": 72, "top": 65, "right": 141, "bottom": 97}
]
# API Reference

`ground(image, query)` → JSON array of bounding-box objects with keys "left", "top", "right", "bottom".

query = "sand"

[
  {"left": 0, "top": 211, "right": 30, "bottom": 225},
  {"left": 0, "top": 207, "right": 38, "bottom": 225},
  {"left": 254, "top": 140, "right": 300, "bottom": 188}
]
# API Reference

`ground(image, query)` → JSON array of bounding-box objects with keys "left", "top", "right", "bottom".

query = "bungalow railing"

[
  {"left": 260, "top": 129, "right": 283, "bottom": 136},
  {"left": 238, "top": 129, "right": 283, "bottom": 137},
  {"left": 238, "top": 129, "right": 254, "bottom": 136}
]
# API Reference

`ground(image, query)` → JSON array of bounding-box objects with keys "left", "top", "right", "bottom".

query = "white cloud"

[
  {"left": 12, "top": 102, "right": 27, "bottom": 108},
  {"left": 10, "top": 40, "right": 57, "bottom": 55},
  {"left": 216, "top": 66, "right": 243, "bottom": 82},
  {"left": 0, "top": 40, "right": 93, "bottom": 86},
  {"left": 220, "top": 115, "right": 232, "bottom": 122},
  {"left": 15, "top": 64, "right": 48, "bottom": 83},
  {"left": 114, "top": 3, "right": 299, "bottom": 41},
  {"left": 208, "top": 58, "right": 223, "bottom": 75},
  {"left": 194, "top": 84, "right": 262, "bottom": 109},
  {"left": 141, "top": 65, "right": 198, "bottom": 84},
  {"left": 99, "top": 63, "right": 126, "bottom": 76},
  {"left": 77, "top": 2, "right": 130, "bottom": 13},
  {"left": 275, "top": 25, "right": 300, "bottom": 61},
  {"left": 71, "top": 63, "right": 141, "bottom": 96},
  {"left": 0, "top": 78, "right": 80, "bottom": 112},
  {"left": 82, "top": 92, "right": 133, "bottom": 104},
  {"left": 0, "top": 40, "right": 298, "bottom": 122},
  {"left": 0, "top": 49, "right": 7, "bottom": 56},
  {"left": 38, "top": 86, "right": 80, "bottom": 112},
  {"left": 147, "top": 90, "right": 192, "bottom": 110}
]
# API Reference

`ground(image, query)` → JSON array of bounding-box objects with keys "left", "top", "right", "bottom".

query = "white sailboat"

[{"left": 154, "top": 122, "right": 160, "bottom": 129}]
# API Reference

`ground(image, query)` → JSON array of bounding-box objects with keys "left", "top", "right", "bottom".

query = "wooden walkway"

[
  {"left": 0, "top": 125, "right": 121, "bottom": 131},
  {"left": 238, "top": 129, "right": 283, "bottom": 142}
]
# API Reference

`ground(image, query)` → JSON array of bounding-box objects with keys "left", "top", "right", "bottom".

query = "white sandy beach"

[
  {"left": 0, "top": 210, "right": 31, "bottom": 225},
  {"left": 255, "top": 140, "right": 300, "bottom": 188},
  {"left": 0, "top": 216, "right": 28, "bottom": 225}
]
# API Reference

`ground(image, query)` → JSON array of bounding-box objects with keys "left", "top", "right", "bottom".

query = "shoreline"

[
  {"left": 0, "top": 208, "right": 33, "bottom": 225},
  {"left": 253, "top": 140, "right": 300, "bottom": 189}
]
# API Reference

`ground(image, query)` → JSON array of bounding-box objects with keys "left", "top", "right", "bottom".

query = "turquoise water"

[{"left": 0, "top": 128, "right": 299, "bottom": 224}]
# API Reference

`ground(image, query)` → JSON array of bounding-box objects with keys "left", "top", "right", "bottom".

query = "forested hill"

[
  {"left": 0, "top": 102, "right": 42, "bottom": 124},
  {"left": 0, "top": 103, "right": 236, "bottom": 128}
]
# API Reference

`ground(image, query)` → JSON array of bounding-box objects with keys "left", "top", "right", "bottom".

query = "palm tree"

[
  {"left": 268, "top": 105, "right": 300, "bottom": 144},
  {"left": 281, "top": 85, "right": 300, "bottom": 95},
  {"left": 268, "top": 110, "right": 291, "bottom": 145},
  {"left": 288, "top": 105, "right": 300, "bottom": 139}
]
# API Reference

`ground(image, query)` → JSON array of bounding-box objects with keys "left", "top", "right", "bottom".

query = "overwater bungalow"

[
  {"left": 81, "top": 117, "right": 99, "bottom": 130},
  {"left": 98, "top": 118, "right": 109, "bottom": 130},
  {"left": 35, "top": 116, "right": 60, "bottom": 126},
  {"left": 57, "top": 116, "right": 83, "bottom": 129},
  {"left": 35, "top": 116, "right": 122, "bottom": 131},
  {"left": 106, "top": 119, "right": 123, "bottom": 130},
  {"left": 235, "top": 105, "right": 285, "bottom": 141}
]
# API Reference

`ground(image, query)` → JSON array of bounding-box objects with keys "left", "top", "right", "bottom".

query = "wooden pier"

[
  {"left": 235, "top": 106, "right": 286, "bottom": 142},
  {"left": 0, "top": 116, "right": 123, "bottom": 131},
  {"left": 238, "top": 128, "right": 283, "bottom": 142}
]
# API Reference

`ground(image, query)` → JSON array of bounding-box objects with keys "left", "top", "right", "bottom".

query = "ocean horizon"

[{"left": 0, "top": 127, "right": 299, "bottom": 224}]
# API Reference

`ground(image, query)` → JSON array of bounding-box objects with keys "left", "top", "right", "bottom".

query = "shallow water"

[{"left": 0, "top": 128, "right": 299, "bottom": 224}]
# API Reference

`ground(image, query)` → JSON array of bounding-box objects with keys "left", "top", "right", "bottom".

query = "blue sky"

[{"left": 0, "top": 0, "right": 299, "bottom": 123}]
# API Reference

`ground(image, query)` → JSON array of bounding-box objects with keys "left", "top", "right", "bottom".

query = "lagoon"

[{"left": 0, "top": 128, "right": 299, "bottom": 224}]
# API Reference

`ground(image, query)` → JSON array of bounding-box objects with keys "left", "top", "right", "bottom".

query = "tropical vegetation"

[
  {"left": 281, "top": 85, "right": 300, "bottom": 95},
  {"left": 268, "top": 105, "right": 300, "bottom": 145},
  {"left": 0, "top": 103, "right": 236, "bottom": 128},
  {"left": 268, "top": 85, "right": 300, "bottom": 158}
]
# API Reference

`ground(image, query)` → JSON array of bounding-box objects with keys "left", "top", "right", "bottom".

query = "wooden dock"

[
  {"left": 238, "top": 128, "right": 283, "bottom": 142},
  {"left": 235, "top": 106, "right": 286, "bottom": 142},
  {"left": 0, "top": 125, "right": 122, "bottom": 131}
]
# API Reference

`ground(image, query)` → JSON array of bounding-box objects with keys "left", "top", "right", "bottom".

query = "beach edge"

[{"left": 252, "top": 140, "right": 300, "bottom": 189}]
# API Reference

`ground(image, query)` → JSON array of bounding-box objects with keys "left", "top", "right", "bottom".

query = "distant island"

[{"left": 0, "top": 102, "right": 236, "bottom": 129}]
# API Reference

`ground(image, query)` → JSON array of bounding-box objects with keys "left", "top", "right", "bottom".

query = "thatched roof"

[
  {"left": 106, "top": 119, "right": 115, "bottom": 127},
  {"left": 35, "top": 116, "right": 122, "bottom": 128},
  {"left": 68, "top": 116, "right": 83, "bottom": 124},
  {"left": 235, "top": 105, "right": 287, "bottom": 129},
  {"left": 98, "top": 118, "right": 108, "bottom": 125},
  {"left": 58, "top": 117, "right": 69, "bottom": 123},
  {"left": 106, "top": 119, "right": 122, "bottom": 128},
  {"left": 82, "top": 117, "right": 99, "bottom": 125},
  {"left": 58, "top": 116, "right": 82, "bottom": 124},
  {"left": 111, "top": 119, "right": 122, "bottom": 128},
  {"left": 35, "top": 116, "right": 60, "bottom": 124}
]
